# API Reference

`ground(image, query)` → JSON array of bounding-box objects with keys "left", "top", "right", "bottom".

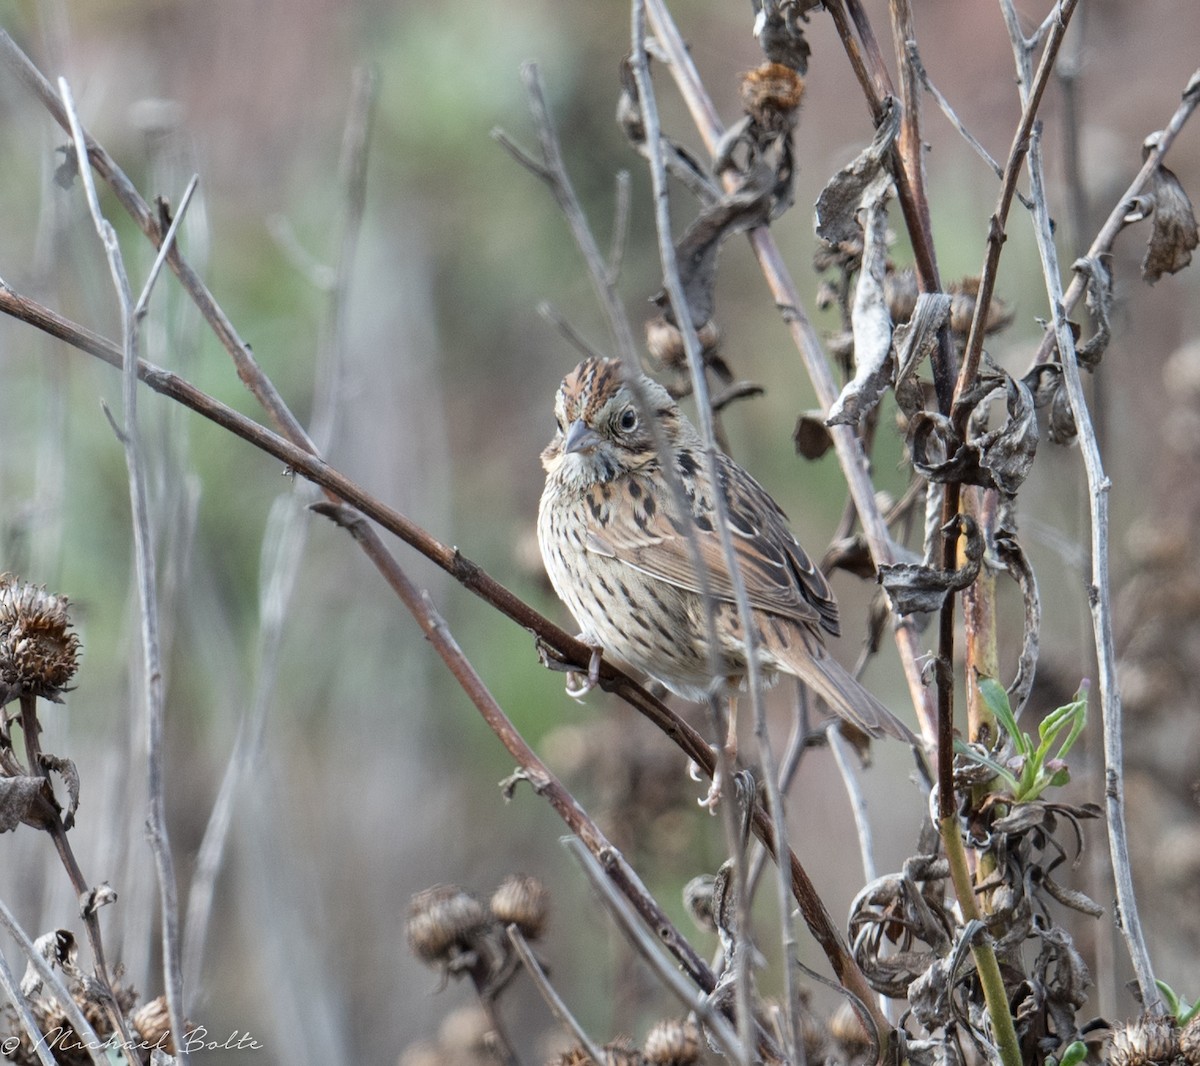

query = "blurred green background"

[{"left": 1, "top": 1, "right": 1199, "bottom": 1062}]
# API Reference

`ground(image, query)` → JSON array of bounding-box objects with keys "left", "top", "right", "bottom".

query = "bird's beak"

[{"left": 563, "top": 419, "right": 602, "bottom": 455}]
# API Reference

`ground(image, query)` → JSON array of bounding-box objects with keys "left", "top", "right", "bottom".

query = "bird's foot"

[
  {"left": 563, "top": 642, "right": 603, "bottom": 701},
  {"left": 692, "top": 740, "right": 736, "bottom": 814}
]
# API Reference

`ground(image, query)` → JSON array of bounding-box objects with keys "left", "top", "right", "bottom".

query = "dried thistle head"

[
  {"left": 131, "top": 995, "right": 175, "bottom": 1054},
  {"left": 490, "top": 874, "right": 550, "bottom": 940},
  {"left": 0, "top": 975, "right": 138, "bottom": 1066},
  {"left": 1107, "top": 1013, "right": 1179, "bottom": 1066},
  {"left": 643, "top": 1018, "right": 700, "bottom": 1066},
  {"left": 0, "top": 575, "right": 81, "bottom": 704},
  {"left": 1179, "top": 1011, "right": 1200, "bottom": 1066},
  {"left": 406, "top": 885, "right": 488, "bottom": 967},
  {"left": 740, "top": 62, "right": 805, "bottom": 135},
  {"left": 829, "top": 1000, "right": 873, "bottom": 1062},
  {"left": 644, "top": 315, "right": 721, "bottom": 374},
  {"left": 552, "top": 1040, "right": 645, "bottom": 1066}
]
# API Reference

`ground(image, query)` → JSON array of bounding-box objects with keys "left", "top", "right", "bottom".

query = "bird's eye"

[{"left": 619, "top": 408, "right": 638, "bottom": 432}]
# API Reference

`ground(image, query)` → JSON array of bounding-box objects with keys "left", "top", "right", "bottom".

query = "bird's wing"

[{"left": 587, "top": 453, "right": 840, "bottom": 636}]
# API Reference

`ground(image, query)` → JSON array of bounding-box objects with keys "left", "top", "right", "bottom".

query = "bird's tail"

[{"left": 778, "top": 632, "right": 918, "bottom": 745}]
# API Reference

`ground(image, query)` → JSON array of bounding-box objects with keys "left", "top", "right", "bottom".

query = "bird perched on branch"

[{"left": 537, "top": 357, "right": 914, "bottom": 793}]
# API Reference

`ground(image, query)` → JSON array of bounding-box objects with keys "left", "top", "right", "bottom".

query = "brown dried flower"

[
  {"left": 645, "top": 316, "right": 721, "bottom": 373},
  {"left": 490, "top": 873, "right": 550, "bottom": 940},
  {"left": 552, "top": 1040, "right": 645, "bottom": 1066},
  {"left": 1179, "top": 1012, "right": 1200, "bottom": 1066},
  {"left": 643, "top": 1018, "right": 700, "bottom": 1066},
  {"left": 1107, "top": 1013, "right": 1179, "bottom": 1066},
  {"left": 829, "top": 1000, "right": 873, "bottom": 1061},
  {"left": 741, "top": 62, "right": 805, "bottom": 135},
  {"left": 406, "top": 885, "right": 488, "bottom": 966},
  {"left": 131, "top": 995, "right": 176, "bottom": 1054},
  {"left": 0, "top": 575, "right": 81, "bottom": 703}
]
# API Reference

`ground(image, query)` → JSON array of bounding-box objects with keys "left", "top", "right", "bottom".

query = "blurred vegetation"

[{"left": 0, "top": 1, "right": 1198, "bottom": 1063}]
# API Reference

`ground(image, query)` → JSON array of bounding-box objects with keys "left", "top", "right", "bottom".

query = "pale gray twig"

[
  {"left": 0, "top": 945, "right": 56, "bottom": 1066},
  {"left": 0, "top": 898, "right": 110, "bottom": 1066},
  {"left": 60, "top": 75, "right": 181, "bottom": 1058},
  {"left": 1028, "top": 67, "right": 1200, "bottom": 367},
  {"left": 492, "top": 67, "right": 640, "bottom": 368},
  {"left": 827, "top": 724, "right": 878, "bottom": 886},
  {"left": 133, "top": 173, "right": 199, "bottom": 318},
  {"left": 563, "top": 837, "right": 743, "bottom": 1060},
  {"left": 507, "top": 925, "right": 607, "bottom": 1063},
  {"left": 628, "top": 5, "right": 766, "bottom": 1060},
  {"left": 537, "top": 301, "right": 608, "bottom": 362},
  {"left": 607, "top": 169, "right": 633, "bottom": 285},
  {"left": 183, "top": 67, "right": 377, "bottom": 997},
  {"left": 1002, "top": 4, "right": 1160, "bottom": 1012}
]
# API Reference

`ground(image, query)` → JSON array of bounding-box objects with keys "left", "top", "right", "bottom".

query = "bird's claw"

[
  {"left": 694, "top": 742, "right": 732, "bottom": 814},
  {"left": 564, "top": 644, "right": 603, "bottom": 701}
]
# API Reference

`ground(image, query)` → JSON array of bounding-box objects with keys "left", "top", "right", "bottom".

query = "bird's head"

[{"left": 541, "top": 358, "right": 678, "bottom": 489}]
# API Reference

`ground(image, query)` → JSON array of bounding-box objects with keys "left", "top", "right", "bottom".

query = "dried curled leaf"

[
  {"left": 1072, "top": 256, "right": 1112, "bottom": 368},
  {"left": 893, "top": 292, "right": 952, "bottom": 399},
  {"left": 1023, "top": 362, "right": 1077, "bottom": 446},
  {"left": 793, "top": 411, "right": 833, "bottom": 459},
  {"left": 815, "top": 98, "right": 900, "bottom": 247},
  {"left": 20, "top": 929, "right": 78, "bottom": 997},
  {"left": 909, "top": 366, "right": 1038, "bottom": 493},
  {"left": 40, "top": 753, "right": 80, "bottom": 831},
  {"left": 657, "top": 176, "right": 774, "bottom": 329},
  {"left": 828, "top": 173, "right": 894, "bottom": 426},
  {"left": 0, "top": 775, "right": 54, "bottom": 832},
  {"left": 878, "top": 514, "right": 982, "bottom": 615},
  {"left": 995, "top": 528, "right": 1040, "bottom": 717},
  {"left": 1139, "top": 151, "right": 1199, "bottom": 283}
]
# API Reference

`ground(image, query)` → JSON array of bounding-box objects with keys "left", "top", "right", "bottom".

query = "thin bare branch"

[
  {"left": 644, "top": 0, "right": 936, "bottom": 739},
  {"left": 312, "top": 502, "right": 719, "bottom": 994},
  {"left": 492, "top": 64, "right": 640, "bottom": 368},
  {"left": 563, "top": 838, "right": 745, "bottom": 1061},
  {"left": 537, "top": 301, "right": 609, "bottom": 362},
  {"left": 827, "top": 724, "right": 877, "bottom": 885},
  {"left": 629, "top": 5, "right": 767, "bottom": 1057},
  {"left": 1029, "top": 67, "right": 1200, "bottom": 366},
  {"left": 0, "top": 29, "right": 316, "bottom": 454},
  {"left": 607, "top": 169, "right": 633, "bottom": 285},
  {"left": 60, "top": 75, "right": 180, "bottom": 1057},
  {"left": 507, "top": 925, "right": 607, "bottom": 1063},
  {"left": 0, "top": 944, "right": 56, "bottom": 1066},
  {"left": 1018, "top": 57, "right": 1162, "bottom": 1022},
  {"left": 955, "top": 0, "right": 1080, "bottom": 415},
  {"left": 0, "top": 899, "right": 110, "bottom": 1066},
  {"left": 134, "top": 173, "right": 199, "bottom": 317}
]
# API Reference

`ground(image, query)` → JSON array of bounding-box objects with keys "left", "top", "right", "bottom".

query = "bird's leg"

[
  {"left": 699, "top": 690, "right": 738, "bottom": 811},
  {"left": 563, "top": 639, "right": 603, "bottom": 701}
]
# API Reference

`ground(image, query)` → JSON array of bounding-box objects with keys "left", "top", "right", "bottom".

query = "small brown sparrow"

[{"left": 537, "top": 357, "right": 912, "bottom": 751}]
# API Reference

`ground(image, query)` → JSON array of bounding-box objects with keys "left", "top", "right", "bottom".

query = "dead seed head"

[
  {"left": 0, "top": 574, "right": 81, "bottom": 703},
  {"left": 406, "top": 884, "right": 488, "bottom": 965},
  {"left": 490, "top": 873, "right": 550, "bottom": 940},
  {"left": 741, "top": 62, "right": 805, "bottom": 135},
  {"left": 1107, "top": 1013, "right": 1179, "bottom": 1066},
  {"left": 131, "top": 995, "right": 175, "bottom": 1053},
  {"left": 1179, "top": 1012, "right": 1200, "bottom": 1066},
  {"left": 642, "top": 1018, "right": 700, "bottom": 1066},
  {"left": 552, "top": 1040, "right": 645, "bottom": 1066},
  {"left": 829, "top": 1000, "right": 872, "bottom": 1058},
  {"left": 644, "top": 315, "right": 720, "bottom": 373}
]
